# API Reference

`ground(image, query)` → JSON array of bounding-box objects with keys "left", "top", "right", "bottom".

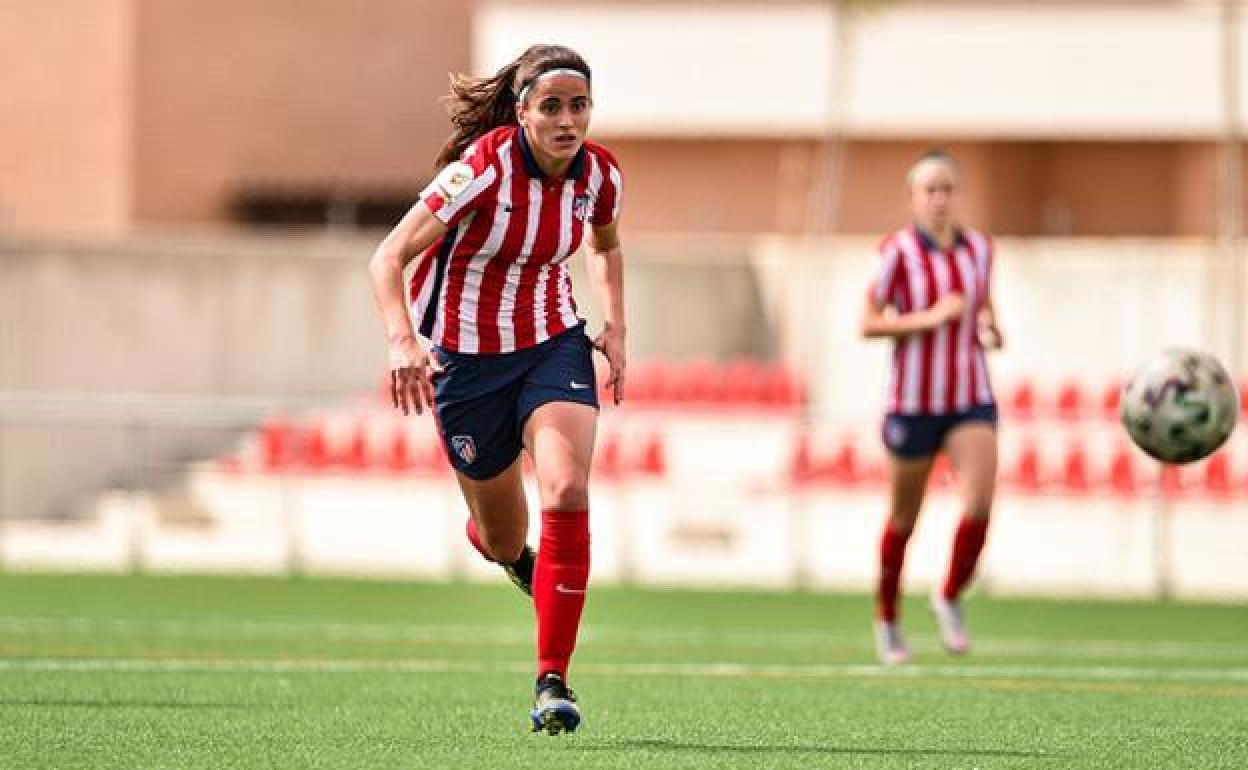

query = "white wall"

[{"left": 476, "top": 2, "right": 1244, "bottom": 138}]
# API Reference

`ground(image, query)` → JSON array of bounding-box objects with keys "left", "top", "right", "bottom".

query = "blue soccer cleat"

[{"left": 529, "top": 672, "right": 580, "bottom": 735}]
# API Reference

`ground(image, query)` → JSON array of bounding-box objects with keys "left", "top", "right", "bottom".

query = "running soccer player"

[
  {"left": 861, "top": 150, "right": 1004, "bottom": 665},
  {"left": 368, "top": 44, "right": 625, "bottom": 734}
]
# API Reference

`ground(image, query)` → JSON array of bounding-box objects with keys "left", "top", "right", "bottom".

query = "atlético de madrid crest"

[
  {"left": 451, "top": 435, "right": 477, "bottom": 465},
  {"left": 572, "top": 193, "right": 593, "bottom": 222}
]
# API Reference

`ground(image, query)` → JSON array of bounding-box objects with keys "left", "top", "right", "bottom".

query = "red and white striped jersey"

[
  {"left": 411, "top": 125, "right": 622, "bottom": 354},
  {"left": 870, "top": 225, "right": 996, "bottom": 415}
]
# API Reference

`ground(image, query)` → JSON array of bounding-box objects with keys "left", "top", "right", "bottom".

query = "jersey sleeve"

[
  {"left": 420, "top": 141, "right": 500, "bottom": 228},
  {"left": 870, "top": 236, "right": 905, "bottom": 308},
  {"left": 591, "top": 149, "right": 623, "bottom": 227}
]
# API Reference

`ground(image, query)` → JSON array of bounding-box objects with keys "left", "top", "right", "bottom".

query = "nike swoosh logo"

[
  {"left": 569, "top": 381, "right": 591, "bottom": 390},
  {"left": 555, "top": 583, "right": 586, "bottom": 594}
]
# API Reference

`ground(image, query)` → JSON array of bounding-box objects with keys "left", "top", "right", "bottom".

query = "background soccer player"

[
  {"left": 860, "top": 150, "right": 1004, "bottom": 665},
  {"left": 368, "top": 43, "right": 625, "bottom": 733}
]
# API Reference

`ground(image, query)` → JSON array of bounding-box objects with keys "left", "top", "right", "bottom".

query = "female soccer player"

[
  {"left": 368, "top": 44, "right": 625, "bottom": 734},
  {"left": 861, "top": 150, "right": 1003, "bottom": 665}
]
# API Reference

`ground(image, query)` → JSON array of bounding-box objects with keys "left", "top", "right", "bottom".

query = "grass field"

[{"left": 0, "top": 574, "right": 1244, "bottom": 769}]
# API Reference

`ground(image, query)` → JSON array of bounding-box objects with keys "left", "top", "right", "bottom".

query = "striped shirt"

[
  {"left": 412, "top": 125, "right": 623, "bottom": 354},
  {"left": 871, "top": 225, "right": 996, "bottom": 415}
]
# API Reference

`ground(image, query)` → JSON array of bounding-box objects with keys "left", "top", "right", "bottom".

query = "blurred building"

[
  {"left": 0, "top": 0, "right": 468, "bottom": 233},
  {"left": 2, "top": 0, "right": 1246, "bottom": 236}
]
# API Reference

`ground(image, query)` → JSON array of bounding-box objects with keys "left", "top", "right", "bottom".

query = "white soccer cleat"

[
  {"left": 930, "top": 592, "right": 971, "bottom": 655},
  {"left": 873, "top": 619, "right": 911, "bottom": 666}
]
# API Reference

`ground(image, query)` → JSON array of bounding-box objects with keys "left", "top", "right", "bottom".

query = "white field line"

[
  {"left": 0, "top": 616, "right": 1244, "bottom": 662},
  {"left": 0, "top": 657, "right": 1247, "bottom": 685}
]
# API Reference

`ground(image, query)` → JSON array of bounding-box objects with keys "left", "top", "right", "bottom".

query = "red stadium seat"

[
  {"left": 1159, "top": 463, "right": 1185, "bottom": 498},
  {"left": 1006, "top": 441, "right": 1043, "bottom": 493},
  {"left": 258, "top": 415, "right": 293, "bottom": 472},
  {"left": 299, "top": 422, "right": 331, "bottom": 471},
  {"left": 384, "top": 430, "right": 413, "bottom": 473},
  {"left": 1101, "top": 379, "right": 1124, "bottom": 422},
  {"left": 722, "top": 358, "right": 767, "bottom": 404},
  {"left": 826, "top": 439, "right": 861, "bottom": 485},
  {"left": 1108, "top": 444, "right": 1138, "bottom": 497},
  {"left": 1056, "top": 381, "right": 1084, "bottom": 421},
  {"left": 638, "top": 433, "right": 667, "bottom": 476},
  {"left": 761, "top": 364, "right": 801, "bottom": 406},
  {"left": 339, "top": 421, "right": 370, "bottom": 471},
  {"left": 594, "top": 432, "right": 622, "bottom": 479},
  {"left": 1060, "top": 441, "right": 1090, "bottom": 494},
  {"left": 1203, "top": 451, "right": 1233, "bottom": 497},
  {"left": 790, "top": 432, "right": 816, "bottom": 484},
  {"left": 1008, "top": 381, "right": 1035, "bottom": 420}
]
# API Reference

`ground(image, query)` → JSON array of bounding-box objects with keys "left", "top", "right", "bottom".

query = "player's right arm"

[
  {"left": 860, "top": 292, "right": 964, "bottom": 340},
  {"left": 859, "top": 236, "right": 964, "bottom": 340},
  {"left": 368, "top": 201, "right": 449, "bottom": 416}
]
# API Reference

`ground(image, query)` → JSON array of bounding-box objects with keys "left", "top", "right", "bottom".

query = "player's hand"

[
  {"left": 979, "top": 319, "right": 1004, "bottom": 350},
  {"left": 592, "top": 325, "right": 627, "bottom": 406},
  {"left": 388, "top": 336, "right": 442, "bottom": 416},
  {"left": 928, "top": 293, "right": 967, "bottom": 326}
]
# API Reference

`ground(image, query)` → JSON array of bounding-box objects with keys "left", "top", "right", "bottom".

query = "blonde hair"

[{"left": 905, "top": 150, "right": 959, "bottom": 189}]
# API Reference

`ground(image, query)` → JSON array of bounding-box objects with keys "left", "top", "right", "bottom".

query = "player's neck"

[{"left": 917, "top": 223, "right": 956, "bottom": 250}]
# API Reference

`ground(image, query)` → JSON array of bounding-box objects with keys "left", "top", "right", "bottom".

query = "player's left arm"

[
  {"left": 978, "top": 243, "right": 1004, "bottom": 350},
  {"left": 587, "top": 220, "right": 626, "bottom": 405}
]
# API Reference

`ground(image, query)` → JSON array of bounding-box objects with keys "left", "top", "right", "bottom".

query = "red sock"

[
  {"left": 943, "top": 516, "right": 990, "bottom": 600},
  {"left": 877, "top": 521, "right": 913, "bottom": 623},
  {"left": 465, "top": 518, "right": 494, "bottom": 563},
  {"left": 533, "top": 508, "right": 590, "bottom": 678}
]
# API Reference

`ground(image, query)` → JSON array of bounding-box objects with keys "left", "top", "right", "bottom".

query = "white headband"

[{"left": 516, "top": 68, "right": 589, "bottom": 103}]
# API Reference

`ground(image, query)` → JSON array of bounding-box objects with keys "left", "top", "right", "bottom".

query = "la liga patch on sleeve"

[{"left": 434, "top": 161, "right": 475, "bottom": 200}]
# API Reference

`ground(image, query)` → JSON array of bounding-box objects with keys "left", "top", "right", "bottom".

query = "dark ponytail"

[{"left": 434, "top": 44, "right": 592, "bottom": 170}]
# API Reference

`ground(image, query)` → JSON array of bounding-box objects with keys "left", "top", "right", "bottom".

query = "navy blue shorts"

[
  {"left": 881, "top": 404, "right": 998, "bottom": 459},
  {"left": 431, "top": 323, "right": 599, "bottom": 480}
]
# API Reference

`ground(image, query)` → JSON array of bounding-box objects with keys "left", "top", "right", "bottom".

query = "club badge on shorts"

[
  {"left": 883, "top": 417, "right": 908, "bottom": 451},
  {"left": 451, "top": 435, "right": 477, "bottom": 465}
]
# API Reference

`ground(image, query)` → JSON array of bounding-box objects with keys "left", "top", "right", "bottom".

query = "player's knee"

[
  {"left": 540, "top": 475, "right": 590, "bottom": 512},
  {"left": 965, "top": 497, "right": 993, "bottom": 520}
]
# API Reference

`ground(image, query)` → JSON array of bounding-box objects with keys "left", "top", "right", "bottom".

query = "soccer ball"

[{"left": 1120, "top": 348, "right": 1239, "bottom": 464}]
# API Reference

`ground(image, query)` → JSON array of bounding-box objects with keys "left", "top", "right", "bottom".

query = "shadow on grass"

[
  {"left": 0, "top": 698, "right": 247, "bottom": 709},
  {"left": 600, "top": 739, "right": 1056, "bottom": 759}
]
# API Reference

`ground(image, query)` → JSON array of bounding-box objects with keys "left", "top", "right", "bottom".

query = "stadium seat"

[
  {"left": 1101, "top": 379, "right": 1124, "bottom": 422},
  {"left": 826, "top": 439, "right": 862, "bottom": 485},
  {"left": 1008, "top": 380, "right": 1035, "bottom": 420},
  {"left": 1202, "top": 451, "right": 1233, "bottom": 497},
  {"left": 1060, "top": 441, "right": 1091, "bottom": 494},
  {"left": 383, "top": 429, "right": 413, "bottom": 473},
  {"left": 258, "top": 415, "right": 293, "bottom": 472},
  {"left": 761, "top": 363, "right": 802, "bottom": 406},
  {"left": 1006, "top": 441, "right": 1044, "bottom": 493},
  {"left": 1159, "top": 463, "right": 1185, "bottom": 498},
  {"left": 722, "top": 357, "right": 767, "bottom": 404},
  {"left": 299, "top": 423, "right": 331, "bottom": 471},
  {"left": 339, "top": 421, "right": 370, "bottom": 471},
  {"left": 638, "top": 433, "right": 667, "bottom": 476},
  {"left": 594, "top": 432, "right": 622, "bottom": 479},
  {"left": 1056, "top": 381, "right": 1084, "bottom": 421},
  {"left": 1107, "top": 444, "right": 1138, "bottom": 497},
  {"left": 790, "top": 431, "right": 816, "bottom": 484}
]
